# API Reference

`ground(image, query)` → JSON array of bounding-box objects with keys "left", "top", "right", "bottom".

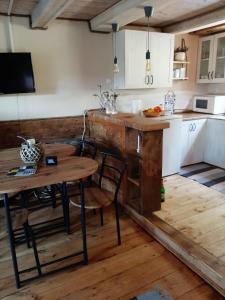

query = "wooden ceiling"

[
  {"left": 1, "top": 0, "right": 225, "bottom": 34},
  {"left": 0, "top": 0, "right": 121, "bottom": 20},
  {"left": 134, "top": 0, "right": 225, "bottom": 27}
]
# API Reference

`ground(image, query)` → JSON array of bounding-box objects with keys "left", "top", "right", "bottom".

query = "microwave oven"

[{"left": 193, "top": 95, "right": 225, "bottom": 114}]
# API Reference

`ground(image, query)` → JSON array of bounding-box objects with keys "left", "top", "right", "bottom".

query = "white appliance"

[{"left": 193, "top": 95, "right": 225, "bottom": 114}]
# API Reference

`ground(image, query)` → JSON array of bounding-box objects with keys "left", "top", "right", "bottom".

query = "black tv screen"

[{"left": 0, "top": 53, "right": 35, "bottom": 94}]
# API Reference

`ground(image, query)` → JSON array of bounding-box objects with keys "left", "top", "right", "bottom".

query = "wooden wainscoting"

[{"left": 0, "top": 115, "right": 85, "bottom": 149}]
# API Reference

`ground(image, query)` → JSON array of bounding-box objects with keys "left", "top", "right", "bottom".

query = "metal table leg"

[
  {"left": 3, "top": 193, "right": 20, "bottom": 288},
  {"left": 79, "top": 180, "right": 88, "bottom": 264},
  {"left": 61, "top": 182, "right": 70, "bottom": 234}
]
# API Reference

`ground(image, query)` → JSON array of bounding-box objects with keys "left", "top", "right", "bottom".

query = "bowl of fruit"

[{"left": 143, "top": 106, "right": 163, "bottom": 117}]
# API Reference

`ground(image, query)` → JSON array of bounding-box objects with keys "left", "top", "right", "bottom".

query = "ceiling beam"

[
  {"left": 90, "top": 0, "right": 178, "bottom": 32},
  {"left": 163, "top": 7, "right": 225, "bottom": 34},
  {"left": 7, "top": 0, "right": 14, "bottom": 16},
  {"left": 31, "top": 0, "right": 74, "bottom": 29}
]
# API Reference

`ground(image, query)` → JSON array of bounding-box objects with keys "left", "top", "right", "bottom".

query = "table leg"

[
  {"left": 79, "top": 180, "right": 88, "bottom": 265},
  {"left": 50, "top": 185, "right": 56, "bottom": 208},
  {"left": 3, "top": 193, "right": 20, "bottom": 288},
  {"left": 61, "top": 182, "right": 70, "bottom": 234}
]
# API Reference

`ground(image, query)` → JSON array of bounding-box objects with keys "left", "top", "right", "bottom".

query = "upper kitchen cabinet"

[
  {"left": 197, "top": 36, "right": 214, "bottom": 83},
  {"left": 113, "top": 30, "right": 174, "bottom": 89},
  {"left": 197, "top": 32, "right": 225, "bottom": 83}
]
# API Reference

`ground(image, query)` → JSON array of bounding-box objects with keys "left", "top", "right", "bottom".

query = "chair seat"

[{"left": 70, "top": 187, "right": 114, "bottom": 209}]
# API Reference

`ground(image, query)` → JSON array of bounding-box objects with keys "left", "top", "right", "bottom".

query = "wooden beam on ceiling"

[
  {"left": 31, "top": 0, "right": 74, "bottom": 29},
  {"left": 90, "top": 0, "right": 178, "bottom": 32},
  {"left": 7, "top": 0, "right": 14, "bottom": 16},
  {"left": 163, "top": 6, "right": 225, "bottom": 34},
  {"left": 192, "top": 23, "right": 225, "bottom": 36}
]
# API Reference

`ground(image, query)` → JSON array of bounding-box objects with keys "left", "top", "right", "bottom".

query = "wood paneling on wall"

[{"left": 0, "top": 116, "right": 84, "bottom": 149}]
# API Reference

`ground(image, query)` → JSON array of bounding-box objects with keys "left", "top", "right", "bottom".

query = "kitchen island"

[{"left": 88, "top": 111, "right": 170, "bottom": 215}]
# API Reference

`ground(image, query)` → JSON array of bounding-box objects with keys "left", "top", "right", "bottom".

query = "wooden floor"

[
  {"left": 153, "top": 174, "right": 225, "bottom": 296},
  {"left": 0, "top": 204, "right": 222, "bottom": 299}
]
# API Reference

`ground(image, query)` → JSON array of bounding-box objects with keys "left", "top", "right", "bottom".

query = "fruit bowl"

[
  {"left": 143, "top": 105, "right": 163, "bottom": 117},
  {"left": 143, "top": 110, "right": 163, "bottom": 117}
]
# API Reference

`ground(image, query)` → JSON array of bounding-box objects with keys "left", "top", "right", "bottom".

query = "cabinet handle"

[
  {"left": 211, "top": 71, "right": 214, "bottom": 80},
  {"left": 193, "top": 123, "right": 196, "bottom": 131},
  {"left": 189, "top": 123, "right": 193, "bottom": 132},
  {"left": 208, "top": 72, "right": 210, "bottom": 80},
  {"left": 150, "top": 75, "right": 153, "bottom": 85},
  {"left": 145, "top": 75, "right": 149, "bottom": 85}
]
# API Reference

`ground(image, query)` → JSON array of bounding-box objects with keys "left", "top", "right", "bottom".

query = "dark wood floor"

[{"left": 0, "top": 204, "right": 223, "bottom": 300}]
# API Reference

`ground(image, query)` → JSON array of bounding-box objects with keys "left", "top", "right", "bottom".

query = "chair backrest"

[
  {"left": 98, "top": 151, "right": 127, "bottom": 201},
  {"left": 75, "top": 139, "right": 97, "bottom": 159}
]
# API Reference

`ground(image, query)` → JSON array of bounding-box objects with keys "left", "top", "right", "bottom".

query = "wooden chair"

[{"left": 70, "top": 151, "right": 127, "bottom": 245}]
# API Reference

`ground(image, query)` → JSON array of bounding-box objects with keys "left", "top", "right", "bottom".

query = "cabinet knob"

[{"left": 211, "top": 71, "right": 214, "bottom": 80}]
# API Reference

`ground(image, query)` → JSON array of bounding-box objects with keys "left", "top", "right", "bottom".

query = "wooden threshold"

[{"left": 124, "top": 204, "right": 225, "bottom": 297}]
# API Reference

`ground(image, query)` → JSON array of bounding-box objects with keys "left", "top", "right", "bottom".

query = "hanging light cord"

[
  {"left": 147, "top": 15, "right": 150, "bottom": 51},
  {"left": 114, "top": 30, "right": 116, "bottom": 59}
]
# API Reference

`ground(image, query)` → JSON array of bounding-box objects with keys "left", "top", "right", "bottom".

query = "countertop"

[
  {"left": 88, "top": 111, "right": 225, "bottom": 130},
  {"left": 88, "top": 111, "right": 170, "bottom": 132},
  {"left": 175, "top": 112, "right": 225, "bottom": 121}
]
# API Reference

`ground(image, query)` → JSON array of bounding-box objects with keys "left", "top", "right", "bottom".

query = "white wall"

[
  {"left": 0, "top": 16, "right": 113, "bottom": 120},
  {"left": 0, "top": 17, "right": 204, "bottom": 121}
]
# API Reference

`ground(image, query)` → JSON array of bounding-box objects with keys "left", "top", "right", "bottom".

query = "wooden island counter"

[{"left": 88, "top": 111, "right": 169, "bottom": 216}]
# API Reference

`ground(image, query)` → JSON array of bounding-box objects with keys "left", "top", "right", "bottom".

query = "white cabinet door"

[
  {"left": 114, "top": 30, "right": 174, "bottom": 90},
  {"left": 211, "top": 32, "right": 225, "bottom": 83},
  {"left": 197, "top": 36, "right": 214, "bottom": 83},
  {"left": 125, "top": 30, "right": 146, "bottom": 89},
  {"left": 162, "top": 119, "right": 182, "bottom": 176},
  {"left": 150, "top": 32, "right": 174, "bottom": 88},
  {"left": 188, "top": 119, "right": 207, "bottom": 164},
  {"left": 181, "top": 121, "right": 192, "bottom": 166},
  {"left": 181, "top": 119, "right": 207, "bottom": 166},
  {"left": 204, "top": 119, "right": 225, "bottom": 168}
]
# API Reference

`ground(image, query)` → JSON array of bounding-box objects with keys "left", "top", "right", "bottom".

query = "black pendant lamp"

[
  {"left": 112, "top": 23, "right": 119, "bottom": 73},
  {"left": 144, "top": 6, "right": 154, "bottom": 73}
]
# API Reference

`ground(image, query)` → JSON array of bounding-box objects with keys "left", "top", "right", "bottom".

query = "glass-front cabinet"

[
  {"left": 197, "top": 37, "right": 214, "bottom": 82},
  {"left": 197, "top": 33, "right": 225, "bottom": 83}
]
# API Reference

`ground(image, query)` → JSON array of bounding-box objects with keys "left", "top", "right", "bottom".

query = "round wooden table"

[
  {"left": 0, "top": 144, "right": 98, "bottom": 288},
  {"left": 0, "top": 143, "right": 76, "bottom": 163}
]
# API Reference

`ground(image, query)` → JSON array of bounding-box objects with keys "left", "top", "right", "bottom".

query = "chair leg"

[
  {"left": 100, "top": 208, "right": 104, "bottom": 226},
  {"left": 27, "top": 225, "right": 42, "bottom": 277},
  {"left": 79, "top": 180, "right": 88, "bottom": 265},
  {"left": 114, "top": 200, "right": 121, "bottom": 245}
]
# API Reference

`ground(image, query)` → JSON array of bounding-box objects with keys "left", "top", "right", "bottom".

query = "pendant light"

[
  {"left": 144, "top": 6, "right": 154, "bottom": 74},
  {"left": 112, "top": 23, "right": 119, "bottom": 73}
]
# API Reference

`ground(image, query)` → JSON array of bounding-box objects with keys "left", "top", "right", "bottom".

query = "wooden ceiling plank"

[
  {"left": 163, "top": 6, "right": 225, "bottom": 34},
  {"left": 31, "top": 0, "right": 75, "bottom": 29},
  {"left": 90, "top": 0, "right": 178, "bottom": 32}
]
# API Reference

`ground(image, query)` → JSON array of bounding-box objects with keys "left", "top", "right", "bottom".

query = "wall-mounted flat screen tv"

[{"left": 0, "top": 52, "right": 35, "bottom": 94}]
